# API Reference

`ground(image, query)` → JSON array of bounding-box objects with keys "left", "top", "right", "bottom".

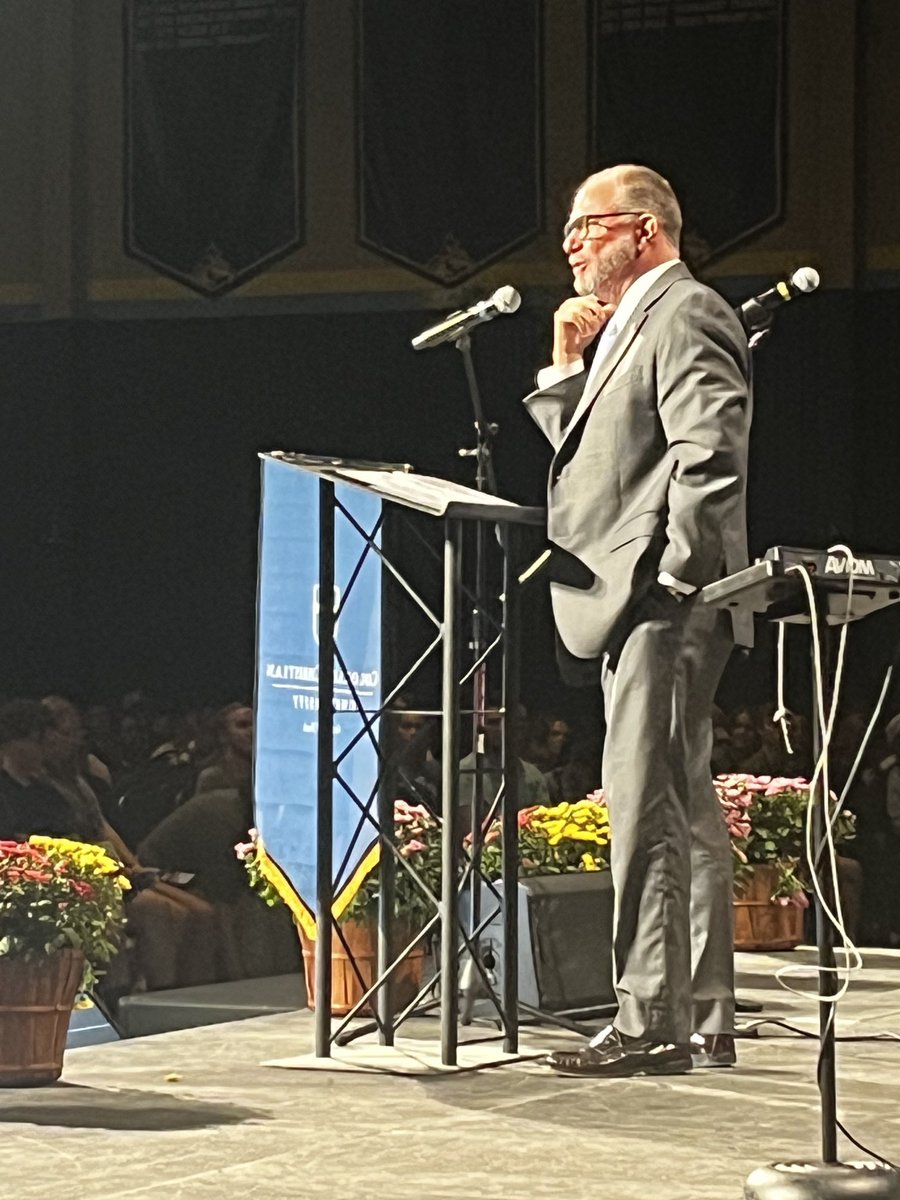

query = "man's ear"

[{"left": 637, "top": 213, "right": 658, "bottom": 248}]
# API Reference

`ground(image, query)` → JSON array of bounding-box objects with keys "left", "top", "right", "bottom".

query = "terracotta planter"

[
  {"left": 299, "top": 920, "right": 426, "bottom": 1015},
  {"left": 0, "top": 949, "right": 84, "bottom": 1086},
  {"left": 733, "top": 864, "right": 804, "bottom": 951}
]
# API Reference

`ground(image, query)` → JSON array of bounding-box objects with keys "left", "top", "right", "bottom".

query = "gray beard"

[{"left": 576, "top": 242, "right": 633, "bottom": 299}]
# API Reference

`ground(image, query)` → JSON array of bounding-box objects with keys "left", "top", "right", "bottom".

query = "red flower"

[
  {"left": 517, "top": 806, "right": 539, "bottom": 828},
  {"left": 70, "top": 880, "right": 95, "bottom": 899},
  {"left": 21, "top": 869, "right": 52, "bottom": 883}
]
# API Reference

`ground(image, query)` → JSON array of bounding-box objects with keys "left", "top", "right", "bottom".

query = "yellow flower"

[
  {"left": 581, "top": 853, "right": 600, "bottom": 871},
  {"left": 29, "top": 835, "right": 123, "bottom": 876}
]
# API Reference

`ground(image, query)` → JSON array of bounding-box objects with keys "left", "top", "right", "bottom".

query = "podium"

[
  {"left": 254, "top": 451, "right": 544, "bottom": 1066},
  {"left": 701, "top": 552, "right": 900, "bottom": 1197}
]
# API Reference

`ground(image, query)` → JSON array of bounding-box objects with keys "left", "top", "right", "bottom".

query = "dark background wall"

[
  {"left": 2, "top": 285, "right": 897, "bottom": 713},
  {"left": 1, "top": 0, "right": 899, "bottom": 718}
]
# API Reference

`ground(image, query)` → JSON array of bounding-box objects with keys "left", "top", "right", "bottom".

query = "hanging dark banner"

[
  {"left": 588, "top": 0, "right": 784, "bottom": 263},
  {"left": 124, "top": 0, "right": 304, "bottom": 298},
  {"left": 356, "top": 0, "right": 543, "bottom": 287}
]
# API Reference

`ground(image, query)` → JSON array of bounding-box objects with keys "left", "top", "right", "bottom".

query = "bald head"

[{"left": 579, "top": 164, "right": 682, "bottom": 250}]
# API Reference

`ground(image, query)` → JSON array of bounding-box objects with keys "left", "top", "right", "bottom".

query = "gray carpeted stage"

[{"left": 4, "top": 949, "right": 900, "bottom": 1200}]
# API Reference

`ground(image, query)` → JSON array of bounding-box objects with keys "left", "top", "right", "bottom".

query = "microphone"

[
  {"left": 411, "top": 285, "right": 521, "bottom": 350},
  {"left": 738, "top": 267, "right": 820, "bottom": 330}
]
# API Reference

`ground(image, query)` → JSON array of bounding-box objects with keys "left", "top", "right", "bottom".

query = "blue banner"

[{"left": 253, "top": 456, "right": 382, "bottom": 938}]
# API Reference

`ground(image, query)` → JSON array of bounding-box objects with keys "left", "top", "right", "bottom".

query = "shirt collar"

[{"left": 607, "top": 258, "right": 681, "bottom": 333}]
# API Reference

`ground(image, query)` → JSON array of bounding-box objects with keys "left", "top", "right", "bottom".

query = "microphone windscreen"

[
  {"left": 491, "top": 285, "right": 522, "bottom": 314},
  {"left": 790, "top": 266, "right": 820, "bottom": 293}
]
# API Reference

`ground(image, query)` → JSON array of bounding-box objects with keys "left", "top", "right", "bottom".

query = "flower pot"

[
  {"left": 299, "top": 920, "right": 426, "bottom": 1016},
  {"left": 733, "top": 864, "right": 804, "bottom": 952},
  {"left": 479, "top": 874, "right": 616, "bottom": 1013},
  {"left": 0, "top": 949, "right": 84, "bottom": 1086}
]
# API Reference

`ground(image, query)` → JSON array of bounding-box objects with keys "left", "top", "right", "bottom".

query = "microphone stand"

[
  {"left": 453, "top": 331, "right": 497, "bottom": 1022},
  {"left": 740, "top": 308, "right": 900, "bottom": 1200},
  {"left": 450, "top": 329, "right": 608, "bottom": 1040}
]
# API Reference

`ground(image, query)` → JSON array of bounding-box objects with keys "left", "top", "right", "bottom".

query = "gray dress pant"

[{"left": 600, "top": 584, "right": 734, "bottom": 1044}]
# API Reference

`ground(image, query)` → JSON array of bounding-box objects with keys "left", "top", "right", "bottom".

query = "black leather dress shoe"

[
  {"left": 690, "top": 1033, "right": 736, "bottom": 1068},
  {"left": 547, "top": 1027, "right": 692, "bottom": 1078}
]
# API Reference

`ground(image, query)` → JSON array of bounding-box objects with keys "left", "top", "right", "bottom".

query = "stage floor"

[{"left": 3, "top": 948, "right": 900, "bottom": 1200}]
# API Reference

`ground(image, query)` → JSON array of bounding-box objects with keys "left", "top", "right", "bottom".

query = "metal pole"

[
  {"left": 440, "top": 518, "right": 462, "bottom": 1065},
  {"left": 455, "top": 332, "right": 496, "bottom": 951},
  {"left": 810, "top": 606, "right": 838, "bottom": 1164},
  {"left": 501, "top": 528, "right": 521, "bottom": 1053},
  {"left": 315, "top": 480, "right": 336, "bottom": 1058},
  {"left": 376, "top": 731, "right": 396, "bottom": 1045}
]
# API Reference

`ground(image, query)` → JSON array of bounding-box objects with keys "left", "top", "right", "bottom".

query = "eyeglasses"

[{"left": 562, "top": 212, "right": 643, "bottom": 242}]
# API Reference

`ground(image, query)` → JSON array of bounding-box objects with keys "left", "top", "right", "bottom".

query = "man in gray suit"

[{"left": 529, "top": 164, "right": 752, "bottom": 1078}]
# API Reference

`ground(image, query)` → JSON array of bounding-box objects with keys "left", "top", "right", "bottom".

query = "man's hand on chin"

[{"left": 552, "top": 296, "right": 616, "bottom": 367}]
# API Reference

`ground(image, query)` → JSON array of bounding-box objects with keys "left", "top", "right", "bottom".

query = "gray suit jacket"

[{"left": 524, "top": 262, "right": 753, "bottom": 663}]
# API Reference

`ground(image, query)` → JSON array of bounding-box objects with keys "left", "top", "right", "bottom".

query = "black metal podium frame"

[
  {"left": 267, "top": 454, "right": 544, "bottom": 1066},
  {"left": 701, "top": 555, "right": 900, "bottom": 1168}
]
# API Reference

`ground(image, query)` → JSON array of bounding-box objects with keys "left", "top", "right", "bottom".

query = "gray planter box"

[{"left": 474, "top": 872, "right": 616, "bottom": 1015}]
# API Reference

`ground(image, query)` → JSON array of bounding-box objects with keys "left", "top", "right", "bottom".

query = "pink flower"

[
  {"left": 234, "top": 841, "right": 255, "bottom": 861},
  {"left": 765, "top": 777, "right": 808, "bottom": 795},
  {"left": 399, "top": 839, "right": 427, "bottom": 857}
]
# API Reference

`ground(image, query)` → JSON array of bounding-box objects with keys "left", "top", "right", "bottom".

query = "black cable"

[
  {"left": 835, "top": 1117, "right": 899, "bottom": 1172},
  {"left": 738, "top": 1017, "right": 899, "bottom": 1168},
  {"left": 742, "top": 1016, "right": 900, "bottom": 1043}
]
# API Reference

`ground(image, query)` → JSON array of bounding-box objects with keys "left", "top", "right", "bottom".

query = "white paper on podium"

[
  {"left": 337, "top": 468, "right": 523, "bottom": 516},
  {"left": 262, "top": 453, "right": 544, "bottom": 525}
]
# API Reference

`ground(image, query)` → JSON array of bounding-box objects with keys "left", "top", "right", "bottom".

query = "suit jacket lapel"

[{"left": 556, "top": 262, "right": 693, "bottom": 454}]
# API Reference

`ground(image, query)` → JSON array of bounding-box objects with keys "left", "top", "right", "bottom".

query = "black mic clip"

[{"left": 743, "top": 301, "right": 774, "bottom": 351}]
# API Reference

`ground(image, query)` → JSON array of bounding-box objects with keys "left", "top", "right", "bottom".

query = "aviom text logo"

[{"left": 824, "top": 554, "right": 875, "bottom": 575}]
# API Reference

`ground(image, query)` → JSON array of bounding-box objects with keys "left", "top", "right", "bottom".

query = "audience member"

[
  {"left": 194, "top": 703, "right": 253, "bottom": 795},
  {"left": 458, "top": 704, "right": 549, "bottom": 827},
  {"left": 523, "top": 714, "right": 572, "bottom": 774},
  {"left": 112, "top": 707, "right": 197, "bottom": 848},
  {"left": 0, "top": 700, "right": 83, "bottom": 840},
  {"left": 138, "top": 783, "right": 300, "bottom": 978},
  {"left": 383, "top": 697, "right": 441, "bottom": 811},
  {"left": 544, "top": 735, "right": 603, "bottom": 804},
  {"left": 6, "top": 695, "right": 220, "bottom": 994}
]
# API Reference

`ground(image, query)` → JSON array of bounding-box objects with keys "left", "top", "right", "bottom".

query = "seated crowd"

[
  {"left": 2, "top": 687, "right": 900, "bottom": 1011},
  {"left": 0, "top": 693, "right": 298, "bottom": 1007}
]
